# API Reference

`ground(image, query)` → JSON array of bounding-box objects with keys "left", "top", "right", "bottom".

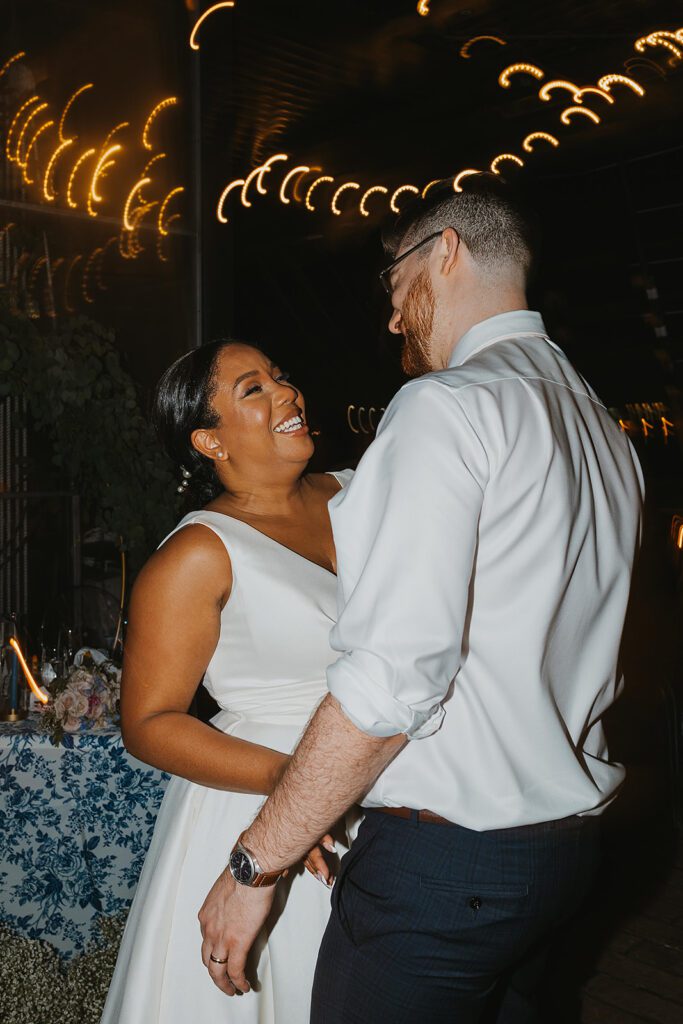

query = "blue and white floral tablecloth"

[{"left": 0, "top": 715, "right": 169, "bottom": 959}]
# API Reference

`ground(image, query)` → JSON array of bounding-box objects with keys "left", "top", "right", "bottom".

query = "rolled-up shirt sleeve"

[{"left": 327, "top": 379, "right": 489, "bottom": 739}]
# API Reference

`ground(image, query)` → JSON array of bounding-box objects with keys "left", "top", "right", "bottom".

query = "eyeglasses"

[{"left": 378, "top": 230, "right": 443, "bottom": 296}]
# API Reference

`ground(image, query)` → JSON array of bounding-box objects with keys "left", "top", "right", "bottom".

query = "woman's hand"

[{"left": 303, "top": 834, "right": 336, "bottom": 887}]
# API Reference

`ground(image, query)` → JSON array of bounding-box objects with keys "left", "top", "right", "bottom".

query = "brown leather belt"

[{"left": 371, "top": 806, "right": 452, "bottom": 825}]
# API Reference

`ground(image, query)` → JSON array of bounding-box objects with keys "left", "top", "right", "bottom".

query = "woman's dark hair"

[{"left": 153, "top": 338, "right": 255, "bottom": 505}]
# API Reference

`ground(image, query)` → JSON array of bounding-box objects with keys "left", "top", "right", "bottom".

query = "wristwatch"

[{"left": 228, "top": 832, "right": 289, "bottom": 888}]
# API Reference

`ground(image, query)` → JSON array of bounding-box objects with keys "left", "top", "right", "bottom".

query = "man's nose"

[{"left": 388, "top": 308, "right": 402, "bottom": 334}]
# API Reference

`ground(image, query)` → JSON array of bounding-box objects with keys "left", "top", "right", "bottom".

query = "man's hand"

[{"left": 198, "top": 868, "right": 275, "bottom": 996}]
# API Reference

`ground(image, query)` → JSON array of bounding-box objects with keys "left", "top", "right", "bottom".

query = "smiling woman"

[{"left": 100, "top": 336, "right": 355, "bottom": 1024}]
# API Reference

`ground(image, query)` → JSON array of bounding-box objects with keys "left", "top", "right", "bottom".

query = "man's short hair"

[{"left": 382, "top": 173, "right": 538, "bottom": 279}]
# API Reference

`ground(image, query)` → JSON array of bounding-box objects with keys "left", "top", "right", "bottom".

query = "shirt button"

[{"left": 469, "top": 896, "right": 482, "bottom": 911}]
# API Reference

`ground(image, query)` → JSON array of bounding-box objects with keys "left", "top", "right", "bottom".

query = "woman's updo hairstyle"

[{"left": 153, "top": 338, "right": 254, "bottom": 505}]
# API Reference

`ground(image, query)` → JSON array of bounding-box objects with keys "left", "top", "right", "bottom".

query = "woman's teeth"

[{"left": 274, "top": 415, "right": 304, "bottom": 434}]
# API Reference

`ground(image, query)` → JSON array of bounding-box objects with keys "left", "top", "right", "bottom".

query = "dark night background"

[{"left": 1, "top": 4, "right": 683, "bottom": 1018}]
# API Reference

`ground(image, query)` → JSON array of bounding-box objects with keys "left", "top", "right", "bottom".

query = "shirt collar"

[{"left": 448, "top": 310, "right": 548, "bottom": 369}]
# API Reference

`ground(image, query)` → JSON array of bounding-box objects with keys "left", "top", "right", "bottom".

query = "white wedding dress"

[{"left": 101, "top": 470, "right": 353, "bottom": 1024}]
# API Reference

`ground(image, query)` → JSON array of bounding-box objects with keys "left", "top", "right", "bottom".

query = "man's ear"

[
  {"left": 191, "top": 428, "right": 228, "bottom": 463},
  {"left": 439, "top": 227, "right": 461, "bottom": 277}
]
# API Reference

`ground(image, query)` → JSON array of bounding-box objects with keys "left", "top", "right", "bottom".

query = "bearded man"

[{"left": 198, "top": 178, "right": 644, "bottom": 1023}]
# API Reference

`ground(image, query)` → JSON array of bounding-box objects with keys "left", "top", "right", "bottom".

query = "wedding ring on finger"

[{"left": 210, "top": 953, "right": 229, "bottom": 964}]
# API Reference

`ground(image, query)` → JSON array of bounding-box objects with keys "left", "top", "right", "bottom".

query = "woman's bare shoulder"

[{"left": 134, "top": 521, "right": 232, "bottom": 599}]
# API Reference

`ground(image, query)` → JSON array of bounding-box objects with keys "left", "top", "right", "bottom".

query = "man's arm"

[{"left": 244, "top": 694, "right": 406, "bottom": 870}]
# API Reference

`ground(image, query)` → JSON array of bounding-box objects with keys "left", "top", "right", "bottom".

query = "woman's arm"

[{"left": 120, "top": 523, "right": 289, "bottom": 795}]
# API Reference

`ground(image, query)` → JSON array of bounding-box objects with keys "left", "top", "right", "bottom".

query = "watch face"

[{"left": 230, "top": 849, "right": 253, "bottom": 884}]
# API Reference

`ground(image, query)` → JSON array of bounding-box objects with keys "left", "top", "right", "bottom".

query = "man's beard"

[{"left": 400, "top": 264, "right": 436, "bottom": 378}]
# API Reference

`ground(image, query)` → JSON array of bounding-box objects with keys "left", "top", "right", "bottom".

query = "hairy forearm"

[
  {"left": 243, "top": 694, "right": 406, "bottom": 871},
  {"left": 124, "top": 711, "right": 289, "bottom": 795}
]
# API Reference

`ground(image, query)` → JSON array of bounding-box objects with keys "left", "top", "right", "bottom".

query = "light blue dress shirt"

[{"left": 327, "top": 310, "right": 644, "bottom": 829}]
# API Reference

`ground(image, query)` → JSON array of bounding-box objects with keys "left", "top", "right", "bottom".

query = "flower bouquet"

[{"left": 39, "top": 652, "right": 121, "bottom": 747}]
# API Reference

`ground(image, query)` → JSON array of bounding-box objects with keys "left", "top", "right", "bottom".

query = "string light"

[
  {"left": 8, "top": 639, "right": 49, "bottom": 705},
  {"left": 597, "top": 74, "right": 645, "bottom": 96},
  {"left": 82, "top": 247, "right": 101, "bottom": 304},
  {"left": 88, "top": 143, "right": 123, "bottom": 216},
  {"left": 0, "top": 51, "right": 25, "bottom": 80},
  {"left": 217, "top": 178, "right": 245, "bottom": 223},
  {"left": 21, "top": 120, "right": 55, "bottom": 184},
  {"left": 390, "top": 185, "right": 419, "bottom": 213},
  {"left": 539, "top": 79, "right": 581, "bottom": 102},
  {"left": 498, "top": 63, "right": 545, "bottom": 88},
  {"left": 575, "top": 85, "right": 614, "bottom": 105},
  {"left": 95, "top": 237, "right": 118, "bottom": 289},
  {"left": 331, "top": 181, "right": 360, "bottom": 215},
  {"left": 460, "top": 35, "right": 506, "bottom": 59},
  {"left": 64, "top": 254, "right": 82, "bottom": 313},
  {"left": 641, "top": 417, "right": 654, "bottom": 438},
  {"left": 347, "top": 405, "right": 360, "bottom": 435},
  {"left": 142, "top": 152, "right": 166, "bottom": 177},
  {"left": 359, "top": 186, "right": 388, "bottom": 217},
  {"left": 123, "top": 177, "right": 151, "bottom": 229},
  {"left": 5, "top": 96, "right": 40, "bottom": 161},
  {"left": 661, "top": 417, "right": 674, "bottom": 442},
  {"left": 305, "top": 175, "right": 334, "bottom": 211},
  {"left": 142, "top": 97, "right": 178, "bottom": 151},
  {"left": 58, "top": 84, "right": 93, "bottom": 141},
  {"left": 13, "top": 102, "right": 48, "bottom": 163},
  {"left": 43, "top": 138, "right": 74, "bottom": 201},
  {"left": 453, "top": 169, "right": 481, "bottom": 192},
  {"left": 102, "top": 121, "right": 129, "bottom": 149},
  {"left": 421, "top": 179, "right": 441, "bottom": 198},
  {"left": 66, "top": 148, "right": 97, "bottom": 208},
  {"left": 280, "top": 165, "right": 311, "bottom": 204},
  {"left": 157, "top": 212, "right": 180, "bottom": 262},
  {"left": 635, "top": 31, "right": 682, "bottom": 61},
  {"left": 253, "top": 152, "right": 288, "bottom": 194},
  {"left": 417, "top": 0, "right": 430, "bottom": 15},
  {"left": 522, "top": 131, "right": 560, "bottom": 152},
  {"left": 293, "top": 166, "right": 320, "bottom": 203},
  {"left": 189, "top": 1, "right": 235, "bottom": 50},
  {"left": 560, "top": 105, "right": 601, "bottom": 125},
  {"left": 158, "top": 186, "right": 184, "bottom": 235},
  {"left": 490, "top": 153, "right": 524, "bottom": 174}
]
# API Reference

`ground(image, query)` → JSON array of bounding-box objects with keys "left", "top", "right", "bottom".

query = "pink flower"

[{"left": 54, "top": 689, "right": 89, "bottom": 725}]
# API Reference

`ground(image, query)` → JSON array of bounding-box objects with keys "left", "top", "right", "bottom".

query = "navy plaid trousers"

[{"left": 310, "top": 808, "right": 600, "bottom": 1024}]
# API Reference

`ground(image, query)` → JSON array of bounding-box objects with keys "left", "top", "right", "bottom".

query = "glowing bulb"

[
  {"left": 293, "top": 166, "right": 321, "bottom": 203},
  {"left": 597, "top": 74, "right": 645, "bottom": 97},
  {"left": 142, "top": 97, "right": 178, "bottom": 151},
  {"left": 460, "top": 35, "right": 506, "bottom": 59},
  {"left": 102, "top": 122, "right": 129, "bottom": 149},
  {"left": 82, "top": 247, "right": 101, "bottom": 304},
  {"left": 498, "top": 63, "right": 545, "bottom": 87},
  {"left": 189, "top": 2, "right": 236, "bottom": 50},
  {"left": 158, "top": 186, "right": 184, "bottom": 235},
  {"left": 490, "top": 153, "right": 524, "bottom": 174},
  {"left": 635, "top": 32, "right": 682, "bottom": 61},
  {"left": 8, "top": 638, "right": 49, "bottom": 704},
  {"left": 254, "top": 153, "right": 288, "bottom": 194},
  {"left": 453, "top": 169, "right": 481, "bottom": 192},
  {"left": 43, "top": 138, "right": 74, "bottom": 201},
  {"left": 0, "top": 51, "right": 25, "bottom": 79},
  {"left": 539, "top": 79, "right": 581, "bottom": 102},
  {"left": 122, "top": 178, "right": 151, "bottom": 229},
  {"left": 280, "top": 165, "right": 311, "bottom": 204},
  {"left": 331, "top": 181, "right": 360, "bottom": 215},
  {"left": 6, "top": 96, "right": 41, "bottom": 161},
  {"left": 58, "top": 84, "right": 93, "bottom": 142},
  {"left": 14, "top": 102, "right": 48, "bottom": 163},
  {"left": 677, "top": 523, "right": 683, "bottom": 550},
  {"left": 66, "top": 148, "right": 97, "bottom": 208},
  {"left": 560, "top": 105, "right": 600, "bottom": 125},
  {"left": 422, "top": 179, "right": 441, "bottom": 198},
  {"left": 142, "top": 152, "right": 166, "bottom": 177},
  {"left": 305, "top": 175, "right": 334, "bottom": 211},
  {"left": 390, "top": 185, "right": 419, "bottom": 213},
  {"left": 90, "top": 144, "right": 122, "bottom": 203},
  {"left": 575, "top": 86, "right": 614, "bottom": 105},
  {"left": 217, "top": 178, "right": 245, "bottom": 223},
  {"left": 359, "top": 185, "right": 388, "bottom": 217},
  {"left": 661, "top": 417, "right": 674, "bottom": 441},
  {"left": 21, "top": 120, "right": 55, "bottom": 183},
  {"left": 417, "top": 0, "right": 430, "bottom": 15},
  {"left": 157, "top": 212, "right": 181, "bottom": 262},
  {"left": 347, "top": 405, "right": 359, "bottom": 435},
  {"left": 522, "top": 131, "right": 560, "bottom": 152}
]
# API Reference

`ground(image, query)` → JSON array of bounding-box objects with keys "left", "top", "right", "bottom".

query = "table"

[{"left": 0, "top": 715, "right": 169, "bottom": 959}]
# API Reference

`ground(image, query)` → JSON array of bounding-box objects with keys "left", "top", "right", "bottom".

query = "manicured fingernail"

[
  {"left": 316, "top": 871, "right": 327, "bottom": 885},
  {"left": 323, "top": 841, "right": 336, "bottom": 853}
]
